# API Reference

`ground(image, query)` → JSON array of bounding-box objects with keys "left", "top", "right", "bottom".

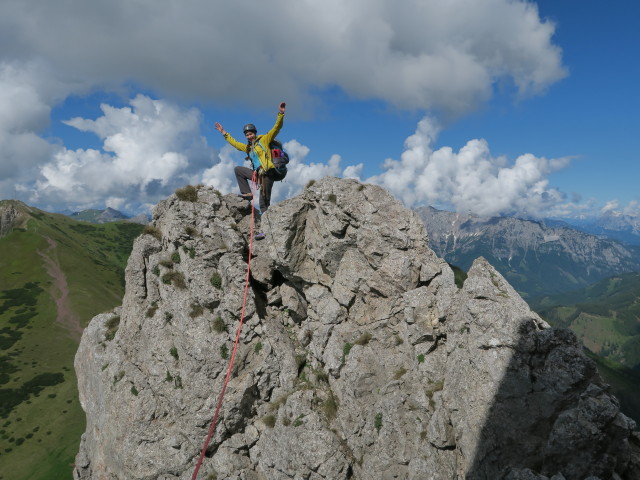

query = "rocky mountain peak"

[
  {"left": 69, "top": 207, "right": 130, "bottom": 223},
  {"left": 73, "top": 177, "right": 640, "bottom": 479}
]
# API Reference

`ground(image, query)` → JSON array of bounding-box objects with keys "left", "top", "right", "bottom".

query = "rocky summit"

[{"left": 73, "top": 177, "right": 640, "bottom": 480}]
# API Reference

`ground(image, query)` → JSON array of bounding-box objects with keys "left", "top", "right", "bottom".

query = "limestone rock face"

[
  {"left": 0, "top": 200, "right": 28, "bottom": 237},
  {"left": 74, "top": 177, "right": 640, "bottom": 480}
]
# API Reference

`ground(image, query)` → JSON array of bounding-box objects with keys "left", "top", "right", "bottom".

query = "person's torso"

[{"left": 249, "top": 137, "right": 273, "bottom": 170}]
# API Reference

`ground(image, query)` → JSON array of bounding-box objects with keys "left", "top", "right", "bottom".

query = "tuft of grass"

[
  {"left": 175, "top": 185, "right": 198, "bottom": 202},
  {"left": 220, "top": 344, "right": 229, "bottom": 359},
  {"left": 162, "top": 271, "right": 187, "bottom": 289},
  {"left": 210, "top": 272, "right": 222, "bottom": 289},
  {"left": 426, "top": 379, "right": 445, "bottom": 409},
  {"left": 315, "top": 369, "right": 329, "bottom": 384},
  {"left": 327, "top": 193, "right": 337, "bottom": 203},
  {"left": 113, "top": 370, "right": 125, "bottom": 384},
  {"left": 169, "top": 347, "right": 179, "bottom": 360},
  {"left": 183, "top": 245, "right": 196, "bottom": 258},
  {"left": 417, "top": 354, "right": 425, "bottom": 364},
  {"left": 152, "top": 265, "right": 160, "bottom": 276},
  {"left": 104, "top": 315, "right": 121, "bottom": 341},
  {"left": 143, "top": 225, "right": 162, "bottom": 240},
  {"left": 269, "top": 394, "right": 290, "bottom": 412},
  {"left": 184, "top": 225, "right": 198, "bottom": 237},
  {"left": 164, "top": 311, "right": 173, "bottom": 323},
  {"left": 354, "top": 332, "right": 372, "bottom": 346},
  {"left": 254, "top": 342, "right": 263, "bottom": 354},
  {"left": 212, "top": 316, "right": 227, "bottom": 333},
  {"left": 189, "top": 303, "right": 204, "bottom": 318},
  {"left": 324, "top": 393, "right": 338, "bottom": 421},
  {"left": 305, "top": 179, "right": 316, "bottom": 189},
  {"left": 341, "top": 342, "right": 353, "bottom": 365},
  {"left": 130, "top": 385, "right": 139, "bottom": 396},
  {"left": 393, "top": 367, "right": 407, "bottom": 380},
  {"left": 374, "top": 413, "right": 383, "bottom": 432},
  {"left": 146, "top": 302, "right": 158, "bottom": 318},
  {"left": 262, "top": 415, "right": 276, "bottom": 428},
  {"left": 171, "top": 251, "right": 181, "bottom": 264}
]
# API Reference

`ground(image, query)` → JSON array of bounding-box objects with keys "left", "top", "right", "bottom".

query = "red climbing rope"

[{"left": 191, "top": 172, "right": 258, "bottom": 480}]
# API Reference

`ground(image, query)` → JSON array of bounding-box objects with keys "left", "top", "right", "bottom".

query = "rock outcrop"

[
  {"left": 74, "top": 177, "right": 640, "bottom": 480},
  {"left": 0, "top": 200, "right": 29, "bottom": 237}
]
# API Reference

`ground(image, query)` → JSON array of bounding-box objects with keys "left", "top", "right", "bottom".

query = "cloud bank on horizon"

[{"left": 2, "top": 0, "right": 627, "bottom": 218}]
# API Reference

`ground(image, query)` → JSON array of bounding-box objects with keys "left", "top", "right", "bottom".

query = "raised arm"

[
  {"left": 215, "top": 121, "right": 247, "bottom": 152},
  {"left": 263, "top": 102, "right": 286, "bottom": 145},
  {"left": 214, "top": 122, "right": 227, "bottom": 136}
]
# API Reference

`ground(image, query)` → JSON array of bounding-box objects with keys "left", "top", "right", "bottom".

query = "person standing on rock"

[{"left": 214, "top": 102, "right": 287, "bottom": 216}]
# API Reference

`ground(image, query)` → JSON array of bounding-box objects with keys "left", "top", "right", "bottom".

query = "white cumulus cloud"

[
  {"left": 0, "top": 0, "right": 572, "bottom": 214},
  {"left": 24, "top": 95, "right": 216, "bottom": 213},
  {"left": 0, "top": 0, "right": 565, "bottom": 115},
  {"left": 367, "top": 116, "right": 573, "bottom": 218}
]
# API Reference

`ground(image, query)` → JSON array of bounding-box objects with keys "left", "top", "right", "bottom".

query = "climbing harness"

[{"left": 191, "top": 171, "right": 259, "bottom": 480}]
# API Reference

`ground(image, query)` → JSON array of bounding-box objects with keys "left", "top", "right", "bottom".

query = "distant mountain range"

[
  {"left": 560, "top": 211, "right": 640, "bottom": 246},
  {"left": 68, "top": 207, "right": 149, "bottom": 225},
  {"left": 416, "top": 206, "right": 640, "bottom": 299}
]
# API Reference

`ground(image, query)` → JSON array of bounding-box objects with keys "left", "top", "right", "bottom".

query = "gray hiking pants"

[{"left": 235, "top": 166, "right": 280, "bottom": 212}]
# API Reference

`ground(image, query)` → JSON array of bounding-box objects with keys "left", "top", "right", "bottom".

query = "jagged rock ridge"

[{"left": 74, "top": 178, "right": 640, "bottom": 479}]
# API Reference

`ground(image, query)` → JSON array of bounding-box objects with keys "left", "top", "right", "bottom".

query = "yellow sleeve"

[
  {"left": 223, "top": 133, "right": 248, "bottom": 152},
  {"left": 262, "top": 112, "right": 284, "bottom": 145}
]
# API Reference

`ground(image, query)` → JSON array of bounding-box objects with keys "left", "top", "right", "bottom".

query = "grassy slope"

[
  {"left": 0, "top": 203, "right": 142, "bottom": 480},
  {"left": 586, "top": 351, "right": 640, "bottom": 425},
  {"left": 531, "top": 273, "right": 640, "bottom": 368},
  {"left": 530, "top": 272, "right": 640, "bottom": 423}
]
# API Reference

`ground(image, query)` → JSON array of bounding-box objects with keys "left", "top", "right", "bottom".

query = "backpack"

[
  {"left": 253, "top": 138, "right": 289, "bottom": 180},
  {"left": 269, "top": 139, "right": 289, "bottom": 180}
]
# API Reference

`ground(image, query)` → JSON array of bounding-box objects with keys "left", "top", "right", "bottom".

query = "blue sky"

[{"left": 1, "top": 0, "right": 638, "bottom": 219}]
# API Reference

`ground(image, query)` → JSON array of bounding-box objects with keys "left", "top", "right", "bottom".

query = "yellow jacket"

[{"left": 223, "top": 112, "right": 284, "bottom": 172}]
